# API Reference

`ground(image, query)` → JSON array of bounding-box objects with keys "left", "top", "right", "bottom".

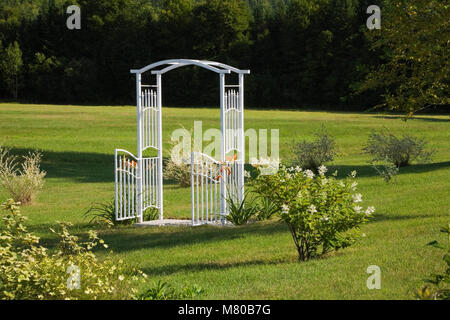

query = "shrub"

[
  {"left": 415, "top": 224, "right": 449, "bottom": 300},
  {"left": 163, "top": 157, "right": 191, "bottom": 187},
  {"left": 164, "top": 126, "right": 193, "bottom": 188},
  {"left": 0, "top": 146, "right": 46, "bottom": 205},
  {"left": 372, "top": 161, "right": 399, "bottom": 183},
  {"left": 137, "top": 280, "right": 205, "bottom": 300},
  {"left": 0, "top": 199, "right": 146, "bottom": 300},
  {"left": 251, "top": 165, "right": 373, "bottom": 261},
  {"left": 364, "top": 129, "right": 433, "bottom": 168},
  {"left": 290, "top": 127, "right": 335, "bottom": 171}
]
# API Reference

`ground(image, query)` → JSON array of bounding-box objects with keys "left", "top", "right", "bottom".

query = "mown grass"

[{"left": 0, "top": 103, "right": 449, "bottom": 299}]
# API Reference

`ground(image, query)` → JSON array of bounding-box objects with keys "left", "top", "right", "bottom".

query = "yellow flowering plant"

[{"left": 0, "top": 199, "right": 147, "bottom": 300}]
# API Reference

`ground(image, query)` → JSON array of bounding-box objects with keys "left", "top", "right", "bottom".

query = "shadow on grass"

[
  {"left": 140, "top": 258, "right": 292, "bottom": 277},
  {"left": 96, "top": 222, "right": 289, "bottom": 254},
  {"left": 28, "top": 221, "right": 104, "bottom": 249},
  {"left": 371, "top": 212, "right": 445, "bottom": 223},
  {"left": 4, "top": 148, "right": 199, "bottom": 185},
  {"left": 4, "top": 147, "right": 114, "bottom": 183},
  {"left": 330, "top": 161, "right": 450, "bottom": 179},
  {"left": 373, "top": 115, "right": 450, "bottom": 123},
  {"left": 6, "top": 147, "right": 448, "bottom": 185},
  {"left": 36, "top": 221, "right": 288, "bottom": 253}
]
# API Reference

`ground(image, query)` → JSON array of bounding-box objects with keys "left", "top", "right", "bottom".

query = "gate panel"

[
  {"left": 115, "top": 149, "right": 140, "bottom": 221},
  {"left": 140, "top": 87, "right": 162, "bottom": 217},
  {"left": 142, "top": 157, "right": 161, "bottom": 211},
  {"left": 191, "top": 152, "right": 221, "bottom": 226}
]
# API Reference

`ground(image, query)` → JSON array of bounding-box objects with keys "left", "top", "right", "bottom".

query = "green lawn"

[{"left": 0, "top": 103, "right": 449, "bottom": 299}]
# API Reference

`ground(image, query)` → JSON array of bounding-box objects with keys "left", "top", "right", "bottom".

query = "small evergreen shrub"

[
  {"left": 251, "top": 165, "right": 373, "bottom": 261},
  {"left": 0, "top": 146, "right": 46, "bottom": 205},
  {"left": 290, "top": 128, "right": 335, "bottom": 171},
  {"left": 364, "top": 129, "right": 433, "bottom": 168}
]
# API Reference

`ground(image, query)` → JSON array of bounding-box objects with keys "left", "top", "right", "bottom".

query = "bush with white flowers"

[{"left": 251, "top": 165, "right": 374, "bottom": 261}]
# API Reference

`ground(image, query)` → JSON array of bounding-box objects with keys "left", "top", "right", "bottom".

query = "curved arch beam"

[
  {"left": 203, "top": 61, "right": 250, "bottom": 74},
  {"left": 151, "top": 61, "right": 230, "bottom": 75},
  {"left": 131, "top": 59, "right": 186, "bottom": 74},
  {"left": 130, "top": 59, "right": 247, "bottom": 75}
]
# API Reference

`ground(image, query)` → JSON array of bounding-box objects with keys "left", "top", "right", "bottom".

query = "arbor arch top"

[{"left": 130, "top": 59, "right": 250, "bottom": 75}]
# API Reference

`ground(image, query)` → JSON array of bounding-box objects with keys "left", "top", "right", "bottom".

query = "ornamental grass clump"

[
  {"left": 163, "top": 126, "right": 193, "bottom": 188},
  {"left": 163, "top": 157, "right": 191, "bottom": 187},
  {"left": 251, "top": 165, "right": 374, "bottom": 261},
  {"left": 225, "top": 190, "right": 259, "bottom": 226},
  {"left": 0, "top": 146, "right": 46, "bottom": 205}
]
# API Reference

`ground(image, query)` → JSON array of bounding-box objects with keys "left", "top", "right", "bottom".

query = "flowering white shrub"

[{"left": 251, "top": 165, "right": 374, "bottom": 261}]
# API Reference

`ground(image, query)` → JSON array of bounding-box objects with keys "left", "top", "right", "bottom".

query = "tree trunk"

[
  {"left": 288, "top": 223, "right": 306, "bottom": 261},
  {"left": 14, "top": 74, "right": 18, "bottom": 100}
]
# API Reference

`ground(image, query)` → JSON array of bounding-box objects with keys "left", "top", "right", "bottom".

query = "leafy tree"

[
  {"left": 1, "top": 0, "right": 444, "bottom": 113},
  {"left": 155, "top": 0, "right": 196, "bottom": 58},
  {"left": 192, "top": 0, "right": 251, "bottom": 59},
  {"left": 360, "top": 0, "right": 450, "bottom": 116},
  {"left": 0, "top": 41, "right": 23, "bottom": 100}
]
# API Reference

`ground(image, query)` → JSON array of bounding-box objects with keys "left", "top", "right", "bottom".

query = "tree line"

[{"left": 0, "top": 0, "right": 448, "bottom": 114}]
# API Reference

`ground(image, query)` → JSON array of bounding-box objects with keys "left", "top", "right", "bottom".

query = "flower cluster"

[{"left": 250, "top": 157, "right": 280, "bottom": 176}]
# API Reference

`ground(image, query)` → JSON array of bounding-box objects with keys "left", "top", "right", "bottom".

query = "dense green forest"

[{"left": 0, "top": 0, "right": 447, "bottom": 112}]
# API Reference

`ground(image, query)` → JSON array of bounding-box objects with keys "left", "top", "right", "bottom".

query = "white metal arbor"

[{"left": 115, "top": 59, "right": 249, "bottom": 225}]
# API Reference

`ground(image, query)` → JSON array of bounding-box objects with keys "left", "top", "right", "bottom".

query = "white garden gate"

[{"left": 115, "top": 59, "right": 249, "bottom": 225}]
